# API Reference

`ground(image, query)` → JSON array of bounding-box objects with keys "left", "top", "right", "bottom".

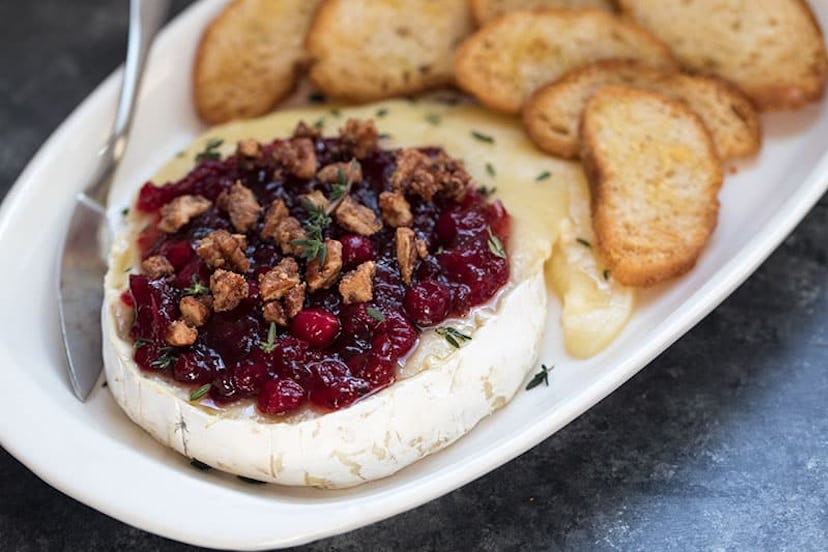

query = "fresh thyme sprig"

[
  {"left": 487, "top": 227, "right": 506, "bottom": 259},
  {"left": 189, "top": 384, "right": 211, "bottom": 402},
  {"left": 576, "top": 238, "right": 592, "bottom": 248},
  {"left": 526, "top": 364, "right": 553, "bottom": 390},
  {"left": 151, "top": 348, "right": 177, "bottom": 371},
  {"left": 194, "top": 138, "right": 223, "bottom": 163},
  {"left": 182, "top": 274, "right": 209, "bottom": 297},
  {"left": 536, "top": 171, "right": 551, "bottom": 182},
  {"left": 258, "top": 323, "right": 278, "bottom": 353},
  {"left": 485, "top": 162, "right": 496, "bottom": 177},
  {"left": 436, "top": 326, "right": 472, "bottom": 348},
  {"left": 477, "top": 185, "right": 497, "bottom": 198},
  {"left": 470, "top": 130, "right": 495, "bottom": 144}
]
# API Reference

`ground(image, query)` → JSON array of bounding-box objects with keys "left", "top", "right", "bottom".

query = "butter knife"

[{"left": 58, "top": 0, "right": 170, "bottom": 401}]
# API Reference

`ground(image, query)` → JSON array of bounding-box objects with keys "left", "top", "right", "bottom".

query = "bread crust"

[
  {"left": 453, "top": 8, "right": 677, "bottom": 114},
  {"left": 305, "top": 0, "right": 473, "bottom": 102},
  {"left": 523, "top": 59, "right": 761, "bottom": 160},
  {"left": 616, "top": 0, "right": 828, "bottom": 110},
  {"left": 580, "top": 86, "right": 722, "bottom": 287},
  {"left": 193, "top": 0, "right": 322, "bottom": 124}
]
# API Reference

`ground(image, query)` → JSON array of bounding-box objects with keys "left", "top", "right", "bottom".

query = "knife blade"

[{"left": 57, "top": 0, "right": 170, "bottom": 401}]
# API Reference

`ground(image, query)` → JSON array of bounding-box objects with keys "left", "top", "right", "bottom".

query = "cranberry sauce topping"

[{"left": 125, "top": 120, "right": 510, "bottom": 415}]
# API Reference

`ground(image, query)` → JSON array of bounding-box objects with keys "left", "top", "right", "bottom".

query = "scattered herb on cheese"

[
  {"left": 603, "top": 269, "right": 611, "bottom": 281},
  {"left": 471, "top": 130, "right": 494, "bottom": 144},
  {"left": 189, "top": 383, "right": 211, "bottom": 402},
  {"left": 121, "top": 207, "right": 129, "bottom": 216},
  {"left": 487, "top": 227, "right": 506, "bottom": 259},
  {"left": 123, "top": 267, "right": 132, "bottom": 273},
  {"left": 375, "top": 108, "right": 388, "bottom": 118},
  {"left": 258, "top": 323, "right": 278, "bottom": 353},
  {"left": 535, "top": 171, "right": 551, "bottom": 182},
  {"left": 194, "top": 138, "right": 223, "bottom": 163},
  {"left": 477, "top": 185, "right": 497, "bottom": 198},
  {"left": 576, "top": 238, "right": 592, "bottom": 248},
  {"left": 366, "top": 306, "right": 386, "bottom": 323},
  {"left": 436, "top": 326, "right": 472, "bottom": 348},
  {"left": 329, "top": 108, "right": 341, "bottom": 117},
  {"left": 425, "top": 112, "right": 442, "bottom": 125},
  {"left": 526, "top": 364, "right": 553, "bottom": 390},
  {"left": 313, "top": 117, "right": 325, "bottom": 130},
  {"left": 485, "top": 162, "right": 496, "bottom": 177}
]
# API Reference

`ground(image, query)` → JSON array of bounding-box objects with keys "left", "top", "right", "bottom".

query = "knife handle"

[{"left": 87, "top": 0, "right": 171, "bottom": 204}]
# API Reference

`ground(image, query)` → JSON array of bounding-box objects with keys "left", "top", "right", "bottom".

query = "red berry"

[
  {"left": 307, "top": 359, "right": 369, "bottom": 410},
  {"left": 347, "top": 353, "right": 395, "bottom": 387},
  {"left": 371, "top": 310, "right": 418, "bottom": 360},
  {"left": 339, "top": 234, "right": 376, "bottom": 270},
  {"left": 290, "top": 308, "right": 341, "bottom": 349},
  {"left": 404, "top": 279, "right": 450, "bottom": 326},
  {"left": 257, "top": 378, "right": 306, "bottom": 415}
]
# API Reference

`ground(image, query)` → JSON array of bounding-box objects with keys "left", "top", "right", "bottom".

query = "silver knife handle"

[{"left": 88, "top": 0, "right": 171, "bottom": 203}]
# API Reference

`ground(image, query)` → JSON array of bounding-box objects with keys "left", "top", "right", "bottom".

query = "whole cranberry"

[
  {"left": 307, "top": 359, "right": 370, "bottom": 410},
  {"left": 172, "top": 346, "right": 221, "bottom": 384},
  {"left": 233, "top": 361, "right": 267, "bottom": 396},
  {"left": 347, "top": 353, "right": 395, "bottom": 388},
  {"left": 340, "top": 303, "right": 382, "bottom": 340},
  {"left": 404, "top": 279, "right": 451, "bottom": 326},
  {"left": 339, "top": 234, "right": 376, "bottom": 270},
  {"left": 371, "top": 310, "right": 418, "bottom": 361},
  {"left": 257, "top": 378, "right": 306, "bottom": 415},
  {"left": 290, "top": 308, "right": 341, "bottom": 349}
]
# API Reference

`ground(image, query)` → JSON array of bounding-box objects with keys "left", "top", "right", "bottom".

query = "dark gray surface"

[{"left": 1, "top": 1, "right": 826, "bottom": 551}]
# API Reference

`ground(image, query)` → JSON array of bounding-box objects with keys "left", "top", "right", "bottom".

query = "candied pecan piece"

[
  {"left": 166, "top": 320, "right": 197, "bottom": 347},
  {"left": 415, "top": 238, "right": 428, "bottom": 259},
  {"left": 236, "top": 139, "right": 262, "bottom": 169},
  {"left": 339, "top": 261, "right": 376, "bottom": 305},
  {"left": 378, "top": 191, "right": 413, "bottom": 227},
  {"left": 306, "top": 238, "right": 343, "bottom": 292},
  {"left": 210, "top": 269, "right": 249, "bottom": 312},
  {"left": 299, "top": 190, "right": 329, "bottom": 211},
  {"left": 262, "top": 301, "right": 287, "bottom": 326},
  {"left": 395, "top": 227, "right": 419, "bottom": 285},
  {"left": 275, "top": 217, "right": 306, "bottom": 256},
  {"left": 179, "top": 296, "right": 211, "bottom": 327},
  {"left": 293, "top": 120, "right": 321, "bottom": 140},
  {"left": 258, "top": 258, "right": 300, "bottom": 301},
  {"left": 282, "top": 282, "right": 306, "bottom": 318},
  {"left": 334, "top": 195, "right": 382, "bottom": 236},
  {"left": 390, "top": 149, "right": 471, "bottom": 201},
  {"left": 316, "top": 160, "right": 362, "bottom": 184},
  {"left": 261, "top": 199, "right": 289, "bottom": 238},
  {"left": 273, "top": 138, "right": 317, "bottom": 179},
  {"left": 141, "top": 255, "right": 174, "bottom": 279},
  {"left": 216, "top": 180, "right": 261, "bottom": 233},
  {"left": 340, "top": 119, "right": 378, "bottom": 159},
  {"left": 157, "top": 194, "right": 212, "bottom": 233},
  {"left": 196, "top": 229, "right": 250, "bottom": 272}
]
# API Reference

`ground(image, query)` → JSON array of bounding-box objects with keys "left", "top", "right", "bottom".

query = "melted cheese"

[{"left": 103, "top": 100, "right": 632, "bottom": 487}]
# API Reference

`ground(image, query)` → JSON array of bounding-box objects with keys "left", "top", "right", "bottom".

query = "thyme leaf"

[
  {"left": 487, "top": 227, "right": 506, "bottom": 259},
  {"left": 603, "top": 269, "right": 611, "bottom": 281},
  {"left": 536, "top": 171, "right": 551, "bottom": 182},
  {"left": 436, "top": 326, "right": 472, "bottom": 349},
  {"left": 194, "top": 138, "right": 223, "bottom": 163},
  {"left": 576, "top": 238, "right": 592, "bottom": 248},
  {"left": 485, "top": 162, "right": 496, "bottom": 177},
  {"left": 526, "top": 364, "right": 553, "bottom": 390},
  {"left": 366, "top": 306, "right": 385, "bottom": 323},
  {"left": 470, "top": 130, "right": 494, "bottom": 144},
  {"left": 425, "top": 112, "right": 442, "bottom": 126},
  {"left": 132, "top": 338, "right": 149, "bottom": 350},
  {"left": 189, "top": 383, "right": 211, "bottom": 402},
  {"left": 182, "top": 274, "right": 209, "bottom": 297},
  {"left": 151, "top": 348, "right": 177, "bottom": 371},
  {"left": 477, "top": 185, "right": 496, "bottom": 198},
  {"left": 375, "top": 108, "right": 388, "bottom": 118},
  {"left": 258, "top": 322, "right": 278, "bottom": 353}
]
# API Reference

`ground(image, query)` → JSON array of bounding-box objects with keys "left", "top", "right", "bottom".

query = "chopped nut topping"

[
  {"left": 299, "top": 190, "right": 330, "bottom": 211},
  {"left": 158, "top": 194, "right": 212, "bottom": 233},
  {"left": 390, "top": 149, "right": 471, "bottom": 201},
  {"left": 275, "top": 217, "right": 306, "bottom": 256},
  {"left": 395, "top": 227, "right": 419, "bottom": 285},
  {"left": 258, "top": 258, "right": 300, "bottom": 301},
  {"left": 306, "top": 238, "right": 343, "bottom": 292},
  {"left": 340, "top": 119, "right": 378, "bottom": 159},
  {"left": 262, "top": 301, "right": 287, "bottom": 326},
  {"left": 166, "top": 320, "right": 197, "bottom": 347},
  {"left": 216, "top": 180, "right": 261, "bottom": 233},
  {"left": 415, "top": 238, "right": 429, "bottom": 259},
  {"left": 273, "top": 138, "right": 317, "bottom": 179},
  {"left": 179, "top": 296, "right": 211, "bottom": 327},
  {"left": 282, "top": 282, "right": 306, "bottom": 318},
  {"left": 261, "top": 199, "right": 289, "bottom": 238},
  {"left": 209, "top": 269, "right": 249, "bottom": 312},
  {"left": 293, "top": 120, "right": 321, "bottom": 140},
  {"left": 197, "top": 229, "right": 250, "bottom": 272},
  {"left": 317, "top": 161, "right": 363, "bottom": 184},
  {"left": 339, "top": 261, "right": 376, "bottom": 304},
  {"left": 236, "top": 139, "right": 262, "bottom": 169},
  {"left": 141, "top": 255, "right": 174, "bottom": 279},
  {"left": 334, "top": 195, "right": 382, "bottom": 236},
  {"left": 378, "top": 191, "right": 413, "bottom": 227}
]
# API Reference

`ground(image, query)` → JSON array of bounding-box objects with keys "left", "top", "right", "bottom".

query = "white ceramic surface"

[{"left": 1, "top": 1, "right": 827, "bottom": 549}]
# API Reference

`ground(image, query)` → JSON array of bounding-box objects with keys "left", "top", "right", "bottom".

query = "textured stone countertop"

[{"left": 1, "top": 1, "right": 826, "bottom": 550}]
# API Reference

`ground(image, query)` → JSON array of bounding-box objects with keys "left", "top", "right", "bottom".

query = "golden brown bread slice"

[
  {"left": 523, "top": 60, "right": 761, "bottom": 160},
  {"left": 306, "top": 0, "right": 474, "bottom": 102},
  {"left": 617, "top": 0, "right": 828, "bottom": 110},
  {"left": 581, "top": 86, "right": 722, "bottom": 287},
  {"left": 193, "top": 0, "right": 323, "bottom": 124},
  {"left": 469, "top": 0, "right": 615, "bottom": 24},
  {"left": 454, "top": 9, "right": 677, "bottom": 113}
]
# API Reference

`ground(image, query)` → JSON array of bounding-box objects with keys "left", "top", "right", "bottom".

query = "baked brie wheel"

[{"left": 103, "top": 100, "right": 624, "bottom": 488}]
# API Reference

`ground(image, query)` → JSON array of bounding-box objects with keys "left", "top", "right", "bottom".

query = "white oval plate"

[{"left": 2, "top": 1, "right": 828, "bottom": 549}]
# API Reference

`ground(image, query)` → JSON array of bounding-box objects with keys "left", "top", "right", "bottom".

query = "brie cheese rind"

[{"left": 103, "top": 100, "right": 580, "bottom": 488}]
